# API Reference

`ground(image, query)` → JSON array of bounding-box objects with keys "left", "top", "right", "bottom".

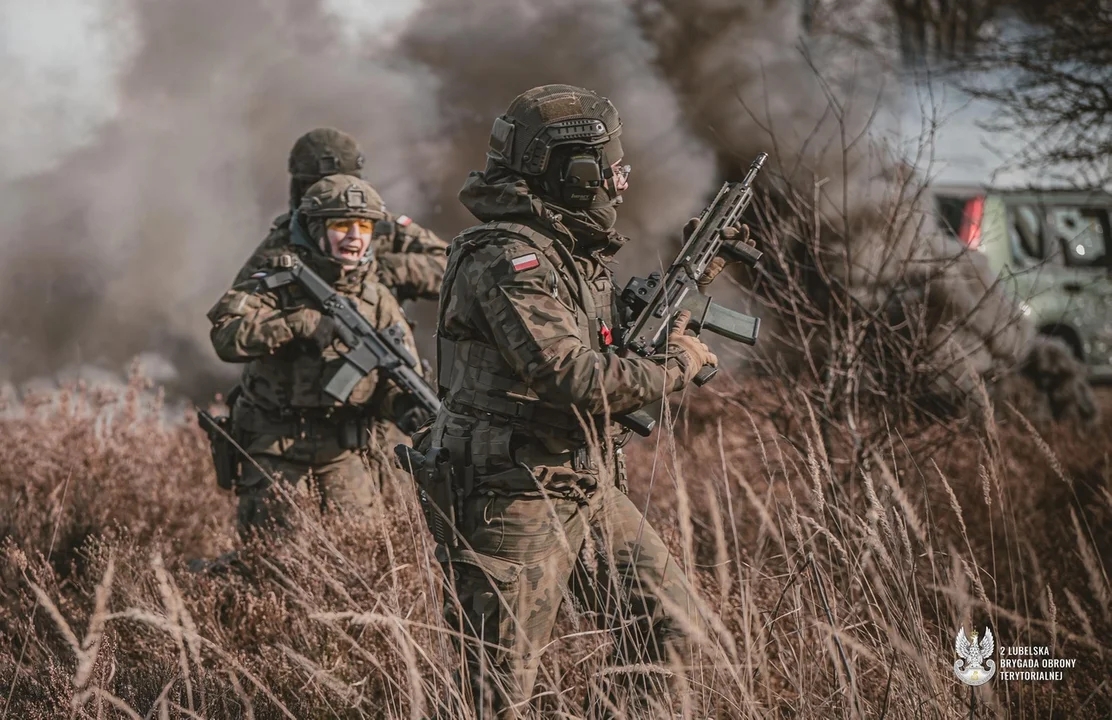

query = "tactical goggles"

[
  {"left": 609, "top": 163, "right": 631, "bottom": 183},
  {"left": 326, "top": 218, "right": 375, "bottom": 235}
]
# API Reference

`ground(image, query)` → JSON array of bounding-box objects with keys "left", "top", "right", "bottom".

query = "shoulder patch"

[
  {"left": 511, "top": 253, "right": 540, "bottom": 272},
  {"left": 397, "top": 215, "right": 412, "bottom": 227}
]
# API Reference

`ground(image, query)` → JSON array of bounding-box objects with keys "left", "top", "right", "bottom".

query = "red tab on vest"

[
  {"left": 511, "top": 253, "right": 540, "bottom": 272},
  {"left": 599, "top": 321, "right": 613, "bottom": 347}
]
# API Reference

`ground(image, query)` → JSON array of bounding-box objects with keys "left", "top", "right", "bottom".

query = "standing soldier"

[
  {"left": 417, "top": 84, "right": 744, "bottom": 717},
  {"left": 207, "top": 174, "right": 430, "bottom": 539},
  {"left": 235, "top": 127, "right": 448, "bottom": 302},
  {"left": 266, "top": 129, "right": 447, "bottom": 469}
]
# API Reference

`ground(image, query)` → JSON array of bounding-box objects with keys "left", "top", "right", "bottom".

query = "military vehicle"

[{"left": 933, "top": 185, "right": 1112, "bottom": 382}]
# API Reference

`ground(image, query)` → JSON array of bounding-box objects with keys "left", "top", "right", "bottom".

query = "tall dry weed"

[{"left": 1, "top": 219, "right": 1110, "bottom": 718}]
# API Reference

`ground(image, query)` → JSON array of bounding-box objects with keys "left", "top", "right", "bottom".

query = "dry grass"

[{"left": 0, "top": 367, "right": 1108, "bottom": 719}]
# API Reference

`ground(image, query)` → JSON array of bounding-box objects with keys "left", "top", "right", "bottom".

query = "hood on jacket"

[{"left": 457, "top": 160, "right": 628, "bottom": 256}]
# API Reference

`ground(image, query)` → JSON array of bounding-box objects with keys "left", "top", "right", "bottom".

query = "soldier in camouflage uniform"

[
  {"left": 208, "top": 174, "right": 429, "bottom": 539},
  {"left": 423, "top": 85, "right": 741, "bottom": 718},
  {"left": 233, "top": 127, "right": 448, "bottom": 302},
  {"left": 217, "top": 128, "right": 445, "bottom": 504}
]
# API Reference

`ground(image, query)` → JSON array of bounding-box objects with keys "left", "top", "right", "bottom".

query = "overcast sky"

[{"left": 0, "top": 1, "right": 1076, "bottom": 190}]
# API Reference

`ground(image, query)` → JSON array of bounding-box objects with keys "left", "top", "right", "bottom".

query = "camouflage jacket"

[
  {"left": 431, "top": 163, "right": 686, "bottom": 490},
  {"left": 232, "top": 209, "right": 447, "bottom": 301},
  {"left": 208, "top": 239, "right": 421, "bottom": 456}
]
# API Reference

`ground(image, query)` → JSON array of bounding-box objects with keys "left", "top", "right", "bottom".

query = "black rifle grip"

[
  {"left": 616, "top": 409, "right": 657, "bottom": 437},
  {"left": 334, "top": 322, "right": 359, "bottom": 349},
  {"left": 394, "top": 444, "right": 424, "bottom": 476},
  {"left": 693, "top": 364, "right": 717, "bottom": 386},
  {"left": 721, "top": 240, "right": 763, "bottom": 267}
]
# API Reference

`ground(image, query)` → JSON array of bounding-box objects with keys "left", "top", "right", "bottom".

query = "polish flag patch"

[
  {"left": 397, "top": 215, "right": 412, "bottom": 226},
  {"left": 599, "top": 321, "right": 613, "bottom": 346},
  {"left": 511, "top": 253, "right": 540, "bottom": 272}
]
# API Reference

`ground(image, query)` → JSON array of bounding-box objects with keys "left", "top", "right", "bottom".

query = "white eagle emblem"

[{"left": 954, "top": 626, "right": 996, "bottom": 686}]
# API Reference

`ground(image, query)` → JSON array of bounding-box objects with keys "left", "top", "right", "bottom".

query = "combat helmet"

[
  {"left": 287, "top": 128, "right": 365, "bottom": 206},
  {"left": 487, "top": 84, "right": 625, "bottom": 210},
  {"left": 299, "top": 174, "right": 385, "bottom": 220},
  {"left": 296, "top": 174, "right": 385, "bottom": 266}
]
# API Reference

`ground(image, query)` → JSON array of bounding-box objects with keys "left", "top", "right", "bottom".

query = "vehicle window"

[
  {"left": 1007, "top": 204, "right": 1044, "bottom": 260},
  {"left": 935, "top": 195, "right": 971, "bottom": 238},
  {"left": 1049, "top": 206, "right": 1110, "bottom": 268}
]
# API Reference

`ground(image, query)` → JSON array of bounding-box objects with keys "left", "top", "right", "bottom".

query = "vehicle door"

[{"left": 1045, "top": 200, "right": 1112, "bottom": 367}]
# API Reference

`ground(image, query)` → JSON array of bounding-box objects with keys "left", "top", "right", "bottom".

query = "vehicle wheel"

[{"left": 1039, "top": 325, "right": 1084, "bottom": 361}]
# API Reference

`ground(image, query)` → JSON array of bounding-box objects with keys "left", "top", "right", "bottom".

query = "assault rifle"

[
  {"left": 259, "top": 256, "right": 441, "bottom": 415},
  {"left": 616, "top": 152, "right": 767, "bottom": 437}
]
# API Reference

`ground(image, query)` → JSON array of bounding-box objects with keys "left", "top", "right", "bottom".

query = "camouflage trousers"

[
  {"left": 235, "top": 421, "right": 402, "bottom": 541},
  {"left": 236, "top": 451, "right": 375, "bottom": 540},
  {"left": 438, "top": 482, "right": 700, "bottom": 719}
]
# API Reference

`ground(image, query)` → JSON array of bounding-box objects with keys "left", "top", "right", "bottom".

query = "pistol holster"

[
  {"left": 394, "top": 444, "right": 458, "bottom": 547},
  {"left": 198, "top": 410, "right": 242, "bottom": 491}
]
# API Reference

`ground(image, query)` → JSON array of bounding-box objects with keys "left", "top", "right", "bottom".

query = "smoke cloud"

[
  {"left": 0, "top": 0, "right": 718, "bottom": 399},
  {"left": 0, "top": 0, "right": 439, "bottom": 398},
  {"left": 394, "top": 0, "right": 720, "bottom": 276},
  {"left": 392, "top": 0, "right": 1041, "bottom": 399},
  {"left": 0, "top": 0, "right": 1080, "bottom": 412}
]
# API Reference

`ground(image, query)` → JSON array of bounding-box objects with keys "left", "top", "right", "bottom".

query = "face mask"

[{"left": 583, "top": 204, "right": 619, "bottom": 231}]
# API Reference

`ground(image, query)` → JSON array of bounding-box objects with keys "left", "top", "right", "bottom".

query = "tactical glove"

[
  {"left": 396, "top": 404, "right": 433, "bottom": 436},
  {"left": 308, "top": 316, "right": 342, "bottom": 351},
  {"left": 286, "top": 308, "right": 340, "bottom": 350},
  {"left": 679, "top": 217, "right": 753, "bottom": 291},
  {"left": 287, "top": 307, "right": 322, "bottom": 337},
  {"left": 666, "top": 309, "right": 718, "bottom": 387}
]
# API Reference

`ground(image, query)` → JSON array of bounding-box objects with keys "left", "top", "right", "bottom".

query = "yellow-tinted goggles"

[{"left": 326, "top": 218, "right": 375, "bottom": 235}]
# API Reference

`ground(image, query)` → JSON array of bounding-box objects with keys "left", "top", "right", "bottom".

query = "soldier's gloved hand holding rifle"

[
  {"left": 615, "top": 152, "right": 767, "bottom": 435},
  {"left": 393, "top": 399, "right": 434, "bottom": 435},
  {"left": 260, "top": 258, "right": 440, "bottom": 417},
  {"left": 694, "top": 221, "right": 753, "bottom": 291},
  {"left": 667, "top": 310, "right": 718, "bottom": 385},
  {"left": 277, "top": 272, "right": 435, "bottom": 435},
  {"left": 666, "top": 221, "right": 756, "bottom": 383},
  {"left": 285, "top": 308, "right": 345, "bottom": 351}
]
